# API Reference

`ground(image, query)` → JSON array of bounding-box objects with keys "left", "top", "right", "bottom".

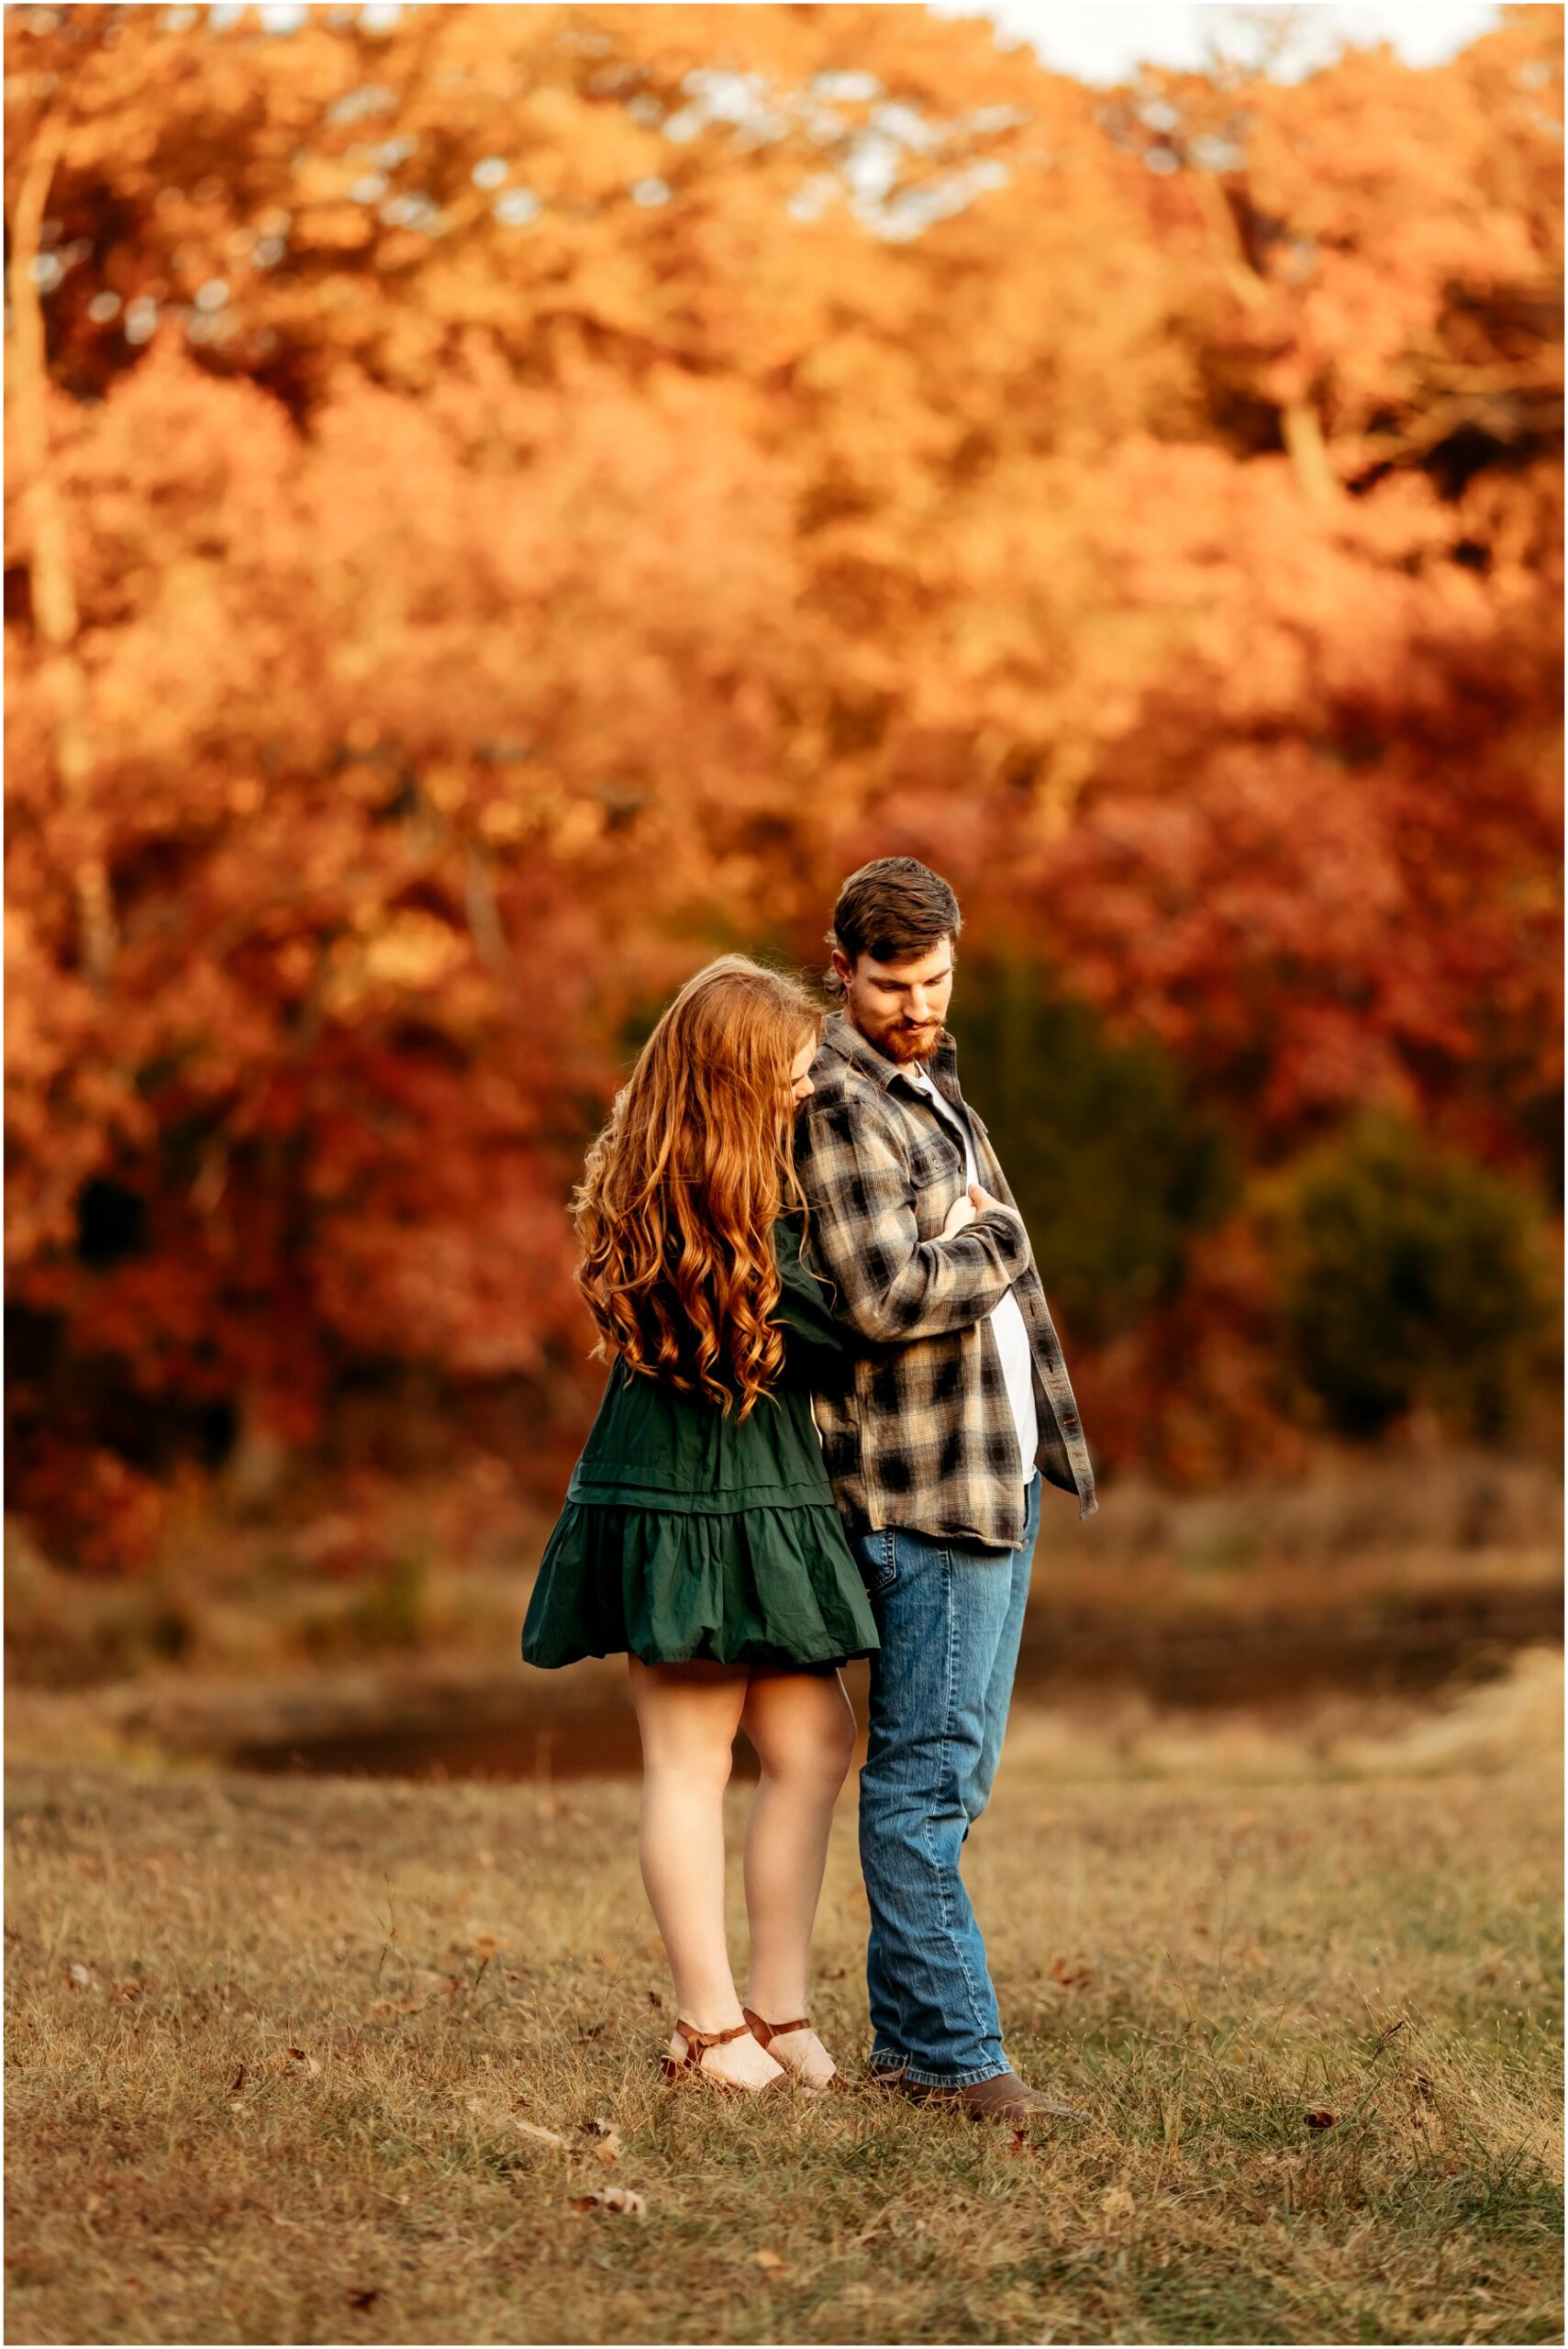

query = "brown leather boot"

[{"left": 895, "top": 2069, "right": 1084, "bottom": 2123}]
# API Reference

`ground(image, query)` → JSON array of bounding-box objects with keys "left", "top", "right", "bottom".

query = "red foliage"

[{"left": 4, "top": 5, "right": 1560, "bottom": 1562}]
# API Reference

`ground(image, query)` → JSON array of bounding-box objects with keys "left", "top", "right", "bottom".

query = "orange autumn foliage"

[{"left": 4, "top": 4, "right": 1561, "bottom": 1564}]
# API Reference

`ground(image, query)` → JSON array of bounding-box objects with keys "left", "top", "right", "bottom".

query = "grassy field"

[{"left": 6, "top": 1653, "right": 1562, "bottom": 2347}]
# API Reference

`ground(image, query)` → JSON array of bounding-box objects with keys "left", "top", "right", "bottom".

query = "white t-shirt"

[{"left": 904, "top": 1063, "right": 1039, "bottom": 1486}]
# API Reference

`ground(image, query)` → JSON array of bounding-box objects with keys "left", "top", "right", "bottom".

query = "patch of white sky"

[
  {"left": 923, "top": 3, "right": 1506, "bottom": 86},
  {"left": 174, "top": 0, "right": 1510, "bottom": 263}
]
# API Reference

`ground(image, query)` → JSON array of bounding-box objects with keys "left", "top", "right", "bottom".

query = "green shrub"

[
  {"left": 1263, "top": 1115, "right": 1561, "bottom": 1439},
  {"left": 951, "top": 957, "right": 1237, "bottom": 1345}
]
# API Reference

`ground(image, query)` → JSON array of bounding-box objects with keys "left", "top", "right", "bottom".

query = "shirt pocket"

[{"left": 906, "top": 1125, "right": 965, "bottom": 1237}]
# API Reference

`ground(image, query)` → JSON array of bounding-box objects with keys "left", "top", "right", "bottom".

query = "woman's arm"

[{"left": 770, "top": 1214, "right": 854, "bottom": 1356}]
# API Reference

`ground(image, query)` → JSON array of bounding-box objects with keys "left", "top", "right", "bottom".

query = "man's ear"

[{"left": 829, "top": 947, "right": 854, "bottom": 987}]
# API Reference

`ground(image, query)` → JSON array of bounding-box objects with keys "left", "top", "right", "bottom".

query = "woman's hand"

[
  {"left": 940, "top": 1189, "right": 976, "bottom": 1238},
  {"left": 967, "top": 1181, "right": 1006, "bottom": 1218}
]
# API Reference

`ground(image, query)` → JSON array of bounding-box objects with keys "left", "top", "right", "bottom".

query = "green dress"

[{"left": 521, "top": 1217, "right": 878, "bottom": 1671}]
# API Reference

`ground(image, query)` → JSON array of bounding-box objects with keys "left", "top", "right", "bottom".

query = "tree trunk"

[{"left": 7, "top": 110, "right": 117, "bottom": 984}]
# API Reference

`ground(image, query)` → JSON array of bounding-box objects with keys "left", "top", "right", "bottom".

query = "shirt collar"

[{"left": 820, "top": 1008, "right": 962, "bottom": 1101}]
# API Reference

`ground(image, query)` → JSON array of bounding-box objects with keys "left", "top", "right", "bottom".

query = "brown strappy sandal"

[
  {"left": 743, "top": 2006, "right": 848, "bottom": 2092},
  {"left": 662, "top": 2019, "right": 784, "bottom": 2095}
]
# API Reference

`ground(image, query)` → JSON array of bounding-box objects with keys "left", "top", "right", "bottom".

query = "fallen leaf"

[
  {"left": 1099, "top": 2188, "right": 1135, "bottom": 2222},
  {"left": 286, "top": 2047, "right": 321, "bottom": 2076},
  {"left": 513, "top": 2118, "right": 573, "bottom": 2151},
  {"left": 571, "top": 2186, "right": 646, "bottom": 2217},
  {"left": 229, "top": 2062, "right": 246, "bottom": 2092},
  {"left": 68, "top": 1963, "right": 91, "bottom": 1988},
  {"left": 753, "top": 2249, "right": 787, "bottom": 2272},
  {"left": 347, "top": 2288, "right": 379, "bottom": 2312},
  {"left": 647, "top": 1989, "right": 663, "bottom": 2009},
  {"left": 1048, "top": 1954, "right": 1094, "bottom": 1991},
  {"left": 463, "top": 2096, "right": 575, "bottom": 2151},
  {"left": 1304, "top": 2109, "right": 1338, "bottom": 2131}
]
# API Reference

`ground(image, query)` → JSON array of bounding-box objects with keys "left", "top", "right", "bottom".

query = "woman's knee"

[
  {"left": 747, "top": 1679, "right": 856, "bottom": 1791},
  {"left": 637, "top": 1717, "right": 738, "bottom": 1793},
  {"left": 786, "top": 1714, "right": 856, "bottom": 1794}
]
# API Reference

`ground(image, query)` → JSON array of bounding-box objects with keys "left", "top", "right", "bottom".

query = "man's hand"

[{"left": 941, "top": 1190, "right": 976, "bottom": 1237}]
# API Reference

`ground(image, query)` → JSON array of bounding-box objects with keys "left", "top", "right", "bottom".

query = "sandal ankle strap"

[
  {"left": 673, "top": 2019, "right": 752, "bottom": 2055},
  {"left": 742, "top": 2006, "right": 811, "bottom": 2047}
]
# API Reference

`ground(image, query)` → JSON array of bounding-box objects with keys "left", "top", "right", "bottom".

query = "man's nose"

[{"left": 908, "top": 991, "right": 929, "bottom": 1022}]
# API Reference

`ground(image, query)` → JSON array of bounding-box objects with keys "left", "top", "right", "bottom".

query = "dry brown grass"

[{"left": 6, "top": 1654, "right": 1562, "bottom": 2345}]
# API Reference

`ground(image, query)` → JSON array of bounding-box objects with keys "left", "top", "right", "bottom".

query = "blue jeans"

[{"left": 851, "top": 1471, "right": 1041, "bottom": 2088}]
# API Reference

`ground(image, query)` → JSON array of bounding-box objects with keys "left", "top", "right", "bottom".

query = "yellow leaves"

[
  {"left": 343, "top": 911, "right": 469, "bottom": 997},
  {"left": 294, "top": 205, "right": 376, "bottom": 255},
  {"left": 477, "top": 799, "right": 526, "bottom": 845},
  {"left": 422, "top": 765, "right": 468, "bottom": 815},
  {"left": 290, "top": 154, "right": 373, "bottom": 208},
  {"left": 552, "top": 800, "right": 606, "bottom": 859}
]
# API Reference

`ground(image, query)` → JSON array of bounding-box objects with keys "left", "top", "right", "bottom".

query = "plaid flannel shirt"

[{"left": 794, "top": 1010, "right": 1097, "bottom": 1552}]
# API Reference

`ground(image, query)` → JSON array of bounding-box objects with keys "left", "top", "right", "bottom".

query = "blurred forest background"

[{"left": 4, "top": 2, "right": 1562, "bottom": 1622}]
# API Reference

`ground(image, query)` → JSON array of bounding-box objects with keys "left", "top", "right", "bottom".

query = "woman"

[{"left": 522, "top": 956, "right": 877, "bottom": 2095}]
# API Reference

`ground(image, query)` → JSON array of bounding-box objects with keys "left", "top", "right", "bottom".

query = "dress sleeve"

[{"left": 770, "top": 1215, "right": 854, "bottom": 1362}]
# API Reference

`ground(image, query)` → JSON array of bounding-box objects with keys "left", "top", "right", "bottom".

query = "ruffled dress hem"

[{"left": 521, "top": 1493, "right": 879, "bottom": 1672}]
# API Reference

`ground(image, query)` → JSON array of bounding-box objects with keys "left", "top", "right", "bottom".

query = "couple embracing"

[{"left": 522, "top": 859, "right": 1096, "bottom": 2119}]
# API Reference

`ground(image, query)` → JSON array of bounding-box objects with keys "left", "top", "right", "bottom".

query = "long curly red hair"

[{"left": 573, "top": 956, "right": 822, "bottom": 1418}]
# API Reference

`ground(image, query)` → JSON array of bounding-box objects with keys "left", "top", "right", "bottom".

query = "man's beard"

[{"left": 880, "top": 1021, "right": 940, "bottom": 1063}]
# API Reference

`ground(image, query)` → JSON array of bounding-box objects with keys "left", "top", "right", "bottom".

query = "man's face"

[{"left": 833, "top": 939, "right": 954, "bottom": 1064}]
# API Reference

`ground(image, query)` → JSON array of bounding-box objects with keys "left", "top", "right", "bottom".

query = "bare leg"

[
  {"left": 740, "top": 1667, "right": 857, "bottom": 2087},
  {"left": 628, "top": 1657, "right": 784, "bottom": 2089}
]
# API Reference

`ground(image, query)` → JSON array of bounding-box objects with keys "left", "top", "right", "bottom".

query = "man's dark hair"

[{"left": 825, "top": 858, "right": 962, "bottom": 995}]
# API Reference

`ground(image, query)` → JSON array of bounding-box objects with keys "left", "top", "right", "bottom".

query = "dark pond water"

[{"left": 226, "top": 1591, "right": 1561, "bottom": 1783}]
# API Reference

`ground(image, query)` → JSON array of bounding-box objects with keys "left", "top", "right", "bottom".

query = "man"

[{"left": 794, "top": 856, "right": 1096, "bottom": 2122}]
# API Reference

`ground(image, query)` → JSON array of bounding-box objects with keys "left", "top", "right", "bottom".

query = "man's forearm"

[{"left": 806, "top": 1199, "right": 1029, "bottom": 1344}]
